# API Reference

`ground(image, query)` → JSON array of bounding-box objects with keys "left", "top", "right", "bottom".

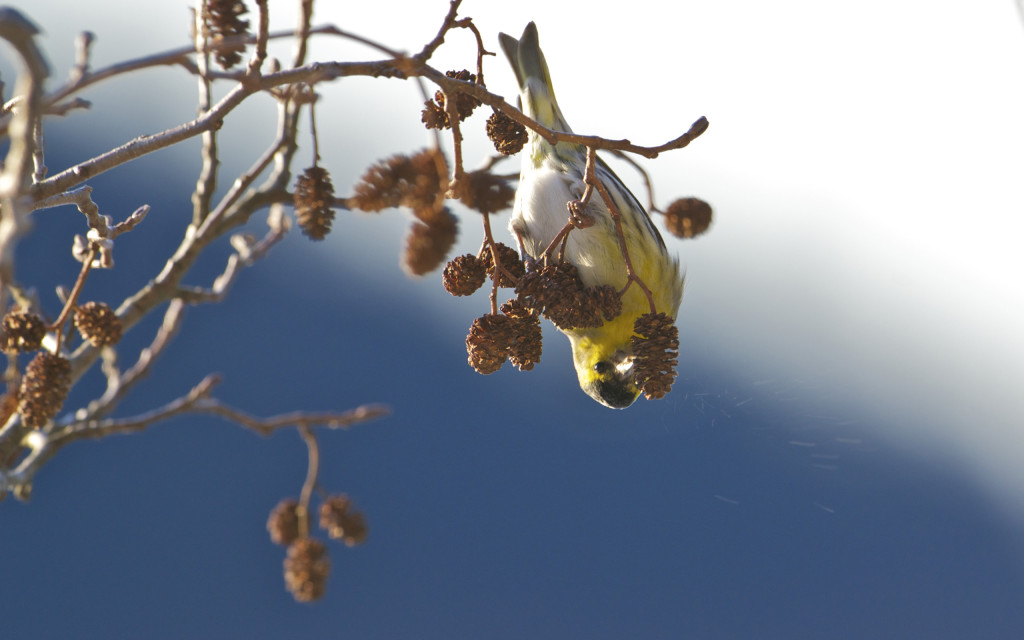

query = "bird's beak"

[{"left": 613, "top": 351, "right": 636, "bottom": 380}]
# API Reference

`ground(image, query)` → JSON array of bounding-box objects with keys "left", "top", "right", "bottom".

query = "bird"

[{"left": 499, "top": 22, "right": 684, "bottom": 408}]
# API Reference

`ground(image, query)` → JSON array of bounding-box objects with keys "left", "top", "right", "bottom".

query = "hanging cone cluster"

[
  {"left": 465, "top": 298, "right": 543, "bottom": 374},
  {"left": 421, "top": 70, "right": 483, "bottom": 130},
  {"left": 631, "top": 312, "right": 679, "bottom": 400},
  {"left": 515, "top": 263, "right": 621, "bottom": 331},
  {"left": 500, "top": 298, "right": 542, "bottom": 371}
]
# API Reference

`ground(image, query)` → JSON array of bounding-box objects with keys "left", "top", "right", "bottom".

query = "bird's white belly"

[{"left": 509, "top": 168, "right": 625, "bottom": 289}]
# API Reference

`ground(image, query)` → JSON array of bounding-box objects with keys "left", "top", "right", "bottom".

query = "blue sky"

[{"left": 3, "top": 1, "right": 1024, "bottom": 637}]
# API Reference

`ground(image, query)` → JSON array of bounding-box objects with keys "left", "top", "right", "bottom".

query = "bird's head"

[{"left": 569, "top": 327, "right": 641, "bottom": 409}]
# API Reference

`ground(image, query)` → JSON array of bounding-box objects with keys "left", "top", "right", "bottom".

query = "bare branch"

[
  {"left": 57, "top": 374, "right": 390, "bottom": 444},
  {"left": 175, "top": 204, "right": 290, "bottom": 304},
  {"left": 73, "top": 299, "right": 187, "bottom": 422},
  {"left": 297, "top": 424, "right": 320, "bottom": 539},
  {"left": 418, "top": 64, "right": 709, "bottom": 158},
  {"left": 293, "top": 0, "right": 314, "bottom": 68},
  {"left": 32, "top": 58, "right": 407, "bottom": 204},
  {"left": 0, "top": 8, "right": 50, "bottom": 305},
  {"left": 245, "top": 0, "right": 270, "bottom": 77},
  {"left": 111, "top": 205, "right": 149, "bottom": 238},
  {"left": 5, "top": 375, "right": 386, "bottom": 499},
  {"left": 69, "top": 31, "right": 95, "bottom": 86},
  {"left": 191, "top": 8, "right": 219, "bottom": 226},
  {"left": 415, "top": 0, "right": 464, "bottom": 62},
  {"left": 48, "top": 244, "right": 97, "bottom": 352},
  {"left": 195, "top": 400, "right": 392, "bottom": 437},
  {"left": 24, "top": 25, "right": 351, "bottom": 117}
]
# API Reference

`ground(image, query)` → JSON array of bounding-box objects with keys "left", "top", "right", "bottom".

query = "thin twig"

[
  {"left": 4, "top": 372, "right": 387, "bottom": 498},
  {"left": 68, "top": 31, "right": 94, "bottom": 85},
  {"left": 111, "top": 205, "right": 150, "bottom": 238},
  {"left": 191, "top": 8, "right": 219, "bottom": 226},
  {"left": 414, "top": 0, "right": 464, "bottom": 62},
  {"left": 32, "top": 58, "right": 404, "bottom": 203},
  {"left": 245, "top": 0, "right": 269, "bottom": 77},
  {"left": 538, "top": 220, "right": 575, "bottom": 263},
  {"left": 204, "top": 118, "right": 291, "bottom": 225},
  {"left": 0, "top": 8, "right": 50, "bottom": 306},
  {"left": 48, "top": 245, "right": 97, "bottom": 352},
  {"left": 297, "top": 424, "right": 319, "bottom": 539},
  {"left": 610, "top": 150, "right": 657, "bottom": 212},
  {"left": 441, "top": 86, "right": 466, "bottom": 193},
  {"left": 309, "top": 100, "right": 321, "bottom": 164},
  {"left": 175, "top": 204, "right": 289, "bottom": 304},
  {"left": 417, "top": 63, "right": 709, "bottom": 158},
  {"left": 21, "top": 25, "right": 347, "bottom": 120},
  {"left": 481, "top": 213, "right": 500, "bottom": 315},
  {"left": 57, "top": 375, "right": 389, "bottom": 442},
  {"left": 582, "top": 148, "right": 657, "bottom": 312},
  {"left": 72, "top": 298, "right": 187, "bottom": 422},
  {"left": 452, "top": 18, "right": 493, "bottom": 81},
  {"left": 293, "top": 0, "right": 314, "bottom": 68}
]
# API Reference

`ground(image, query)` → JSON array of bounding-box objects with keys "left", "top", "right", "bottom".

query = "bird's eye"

[{"left": 594, "top": 361, "right": 613, "bottom": 375}]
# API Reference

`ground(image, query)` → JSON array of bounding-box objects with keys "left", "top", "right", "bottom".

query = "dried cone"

[
  {"left": 74, "top": 301, "right": 123, "bottom": 347},
  {"left": 457, "top": 170, "right": 515, "bottom": 215},
  {"left": 466, "top": 314, "right": 514, "bottom": 374},
  {"left": 484, "top": 243, "right": 525, "bottom": 288},
  {"left": 514, "top": 265, "right": 562, "bottom": 314},
  {"left": 267, "top": 498, "right": 301, "bottom": 546},
  {"left": 501, "top": 298, "right": 542, "bottom": 371},
  {"left": 420, "top": 70, "right": 482, "bottom": 130},
  {"left": 402, "top": 209, "right": 458, "bottom": 276},
  {"left": 486, "top": 109, "right": 527, "bottom": 156},
  {"left": 403, "top": 149, "right": 448, "bottom": 218},
  {"left": 516, "top": 262, "right": 606, "bottom": 330},
  {"left": 421, "top": 99, "right": 447, "bottom": 130},
  {"left": 294, "top": 166, "right": 336, "bottom": 240},
  {"left": 349, "top": 148, "right": 447, "bottom": 215},
  {"left": 443, "top": 254, "right": 488, "bottom": 297},
  {"left": 319, "top": 494, "right": 368, "bottom": 547},
  {"left": 18, "top": 351, "right": 72, "bottom": 428},
  {"left": 1, "top": 310, "right": 46, "bottom": 352},
  {"left": 587, "top": 285, "right": 623, "bottom": 323},
  {"left": 663, "top": 197, "right": 713, "bottom": 239},
  {"left": 204, "top": 0, "right": 250, "bottom": 70},
  {"left": 631, "top": 312, "right": 680, "bottom": 400},
  {"left": 283, "top": 537, "right": 330, "bottom": 603}
]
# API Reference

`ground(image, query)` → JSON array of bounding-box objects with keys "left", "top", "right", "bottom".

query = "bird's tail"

[{"left": 499, "top": 22, "right": 571, "bottom": 133}]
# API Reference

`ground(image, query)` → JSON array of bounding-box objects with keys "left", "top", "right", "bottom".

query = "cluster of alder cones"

[
  {"left": 1, "top": 303, "right": 122, "bottom": 430},
  {"left": 267, "top": 494, "right": 368, "bottom": 602}
]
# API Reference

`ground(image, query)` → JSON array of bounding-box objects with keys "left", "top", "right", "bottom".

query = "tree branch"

[{"left": 1, "top": 373, "right": 390, "bottom": 499}]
